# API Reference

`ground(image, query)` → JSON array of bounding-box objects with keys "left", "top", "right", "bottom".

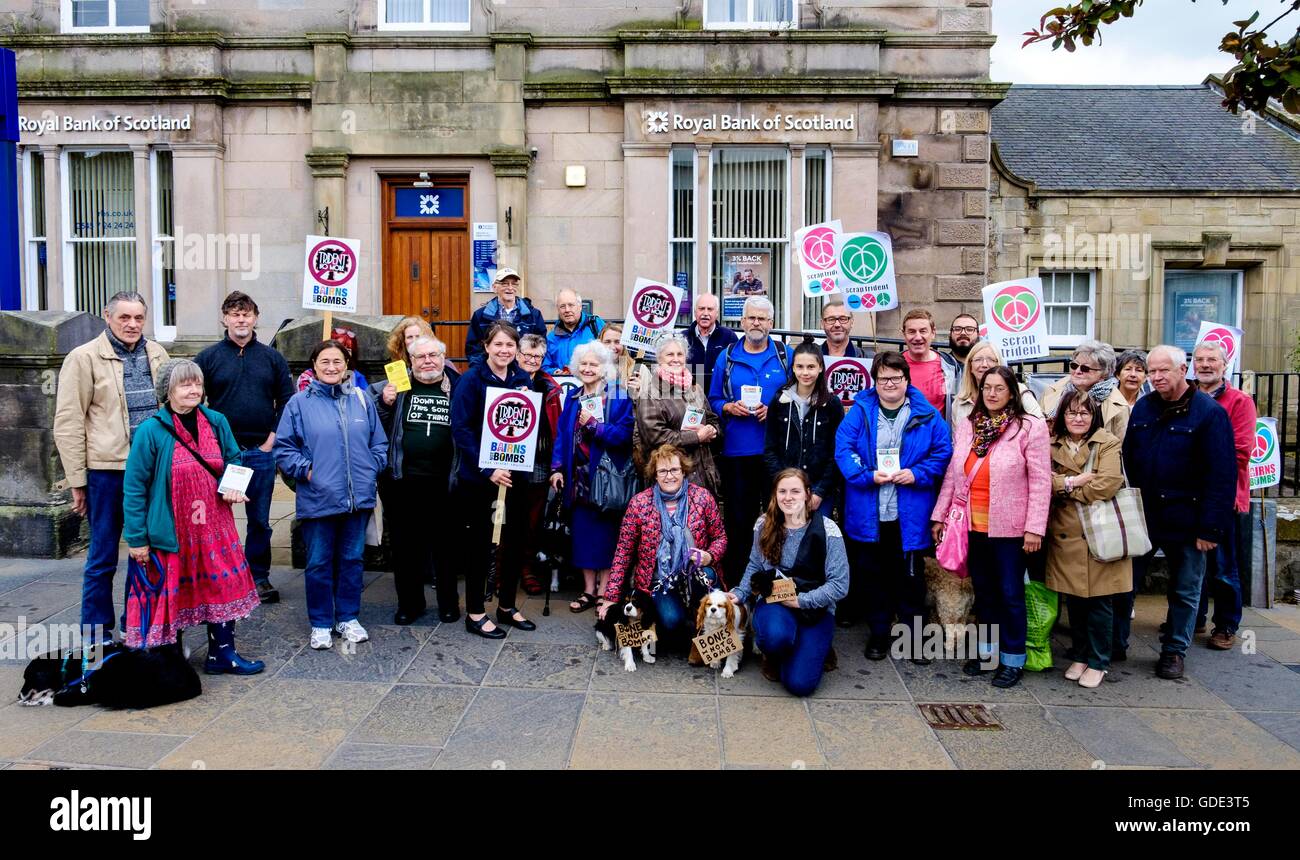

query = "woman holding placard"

[
  {"left": 728, "top": 468, "right": 849, "bottom": 697},
  {"left": 449, "top": 322, "right": 536, "bottom": 639},
  {"left": 1044, "top": 388, "right": 1131, "bottom": 688},
  {"left": 763, "top": 340, "right": 845, "bottom": 514},
  {"left": 123, "top": 359, "right": 264, "bottom": 673},
  {"left": 949, "top": 341, "right": 1043, "bottom": 431},
  {"left": 551, "top": 341, "right": 636, "bottom": 613},
  {"left": 931, "top": 365, "right": 1051, "bottom": 689},
  {"left": 276, "top": 341, "right": 388, "bottom": 651},
  {"left": 633, "top": 334, "right": 722, "bottom": 497}
]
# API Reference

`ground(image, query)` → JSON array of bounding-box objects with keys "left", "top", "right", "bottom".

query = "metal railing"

[{"left": 398, "top": 318, "right": 1300, "bottom": 497}]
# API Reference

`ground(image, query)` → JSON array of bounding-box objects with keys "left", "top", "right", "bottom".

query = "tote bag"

[
  {"left": 934, "top": 455, "right": 987, "bottom": 579},
  {"left": 1074, "top": 444, "right": 1152, "bottom": 562}
]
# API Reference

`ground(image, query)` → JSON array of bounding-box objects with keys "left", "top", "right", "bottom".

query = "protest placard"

[
  {"left": 302, "top": 235, "right": 360, "bottom": 314},
  {"left": 1187, "top": 321, "right": 1245, "bottom": 379},
  {"left": 615, "top": 621, "right": 656, "bottom": 649},
  {"left": 836, "top": 232, "right": 897, "bottom": 313},
  {"left": 982, "top": 278, "right": 1050, "bottom": 361},
  {"left": 1249, "top": 417, "right": 1281, "bottom": 491},
  {"left": 692, "top": 626, "right": 743, "bottom": 664},
  {"left": 768, "top": 577, "right": 797, "bottom": 603},
  {"left": 621, "top": 278, "right": 685, "bottom": 357},
  {"left": 794, "top": 220, "right": 843, "bottom": 298},
  {"left": 478, "top": 387, "right": 542, "bottom": 472},
  {"left": 825, "top": 356, "right": 873, "bottom": 407},
  {"left": 384, "top": 360, "right": 411, "bottom": 393}
]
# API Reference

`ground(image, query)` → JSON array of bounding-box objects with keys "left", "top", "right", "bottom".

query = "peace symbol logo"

[
  {"left": 802, "top": 227, "right": 838, "bottom": 270},
  {"left": 839, "top": 236, "right": 889, "bottom": 285},
  {"left": 1203, "top": 327, "right": 1237, "bottom": 362},
  {"left": 991, "top": 285, "right": 1041, "bottom": 333},
  {"left": 1251, "top": 421, "right": 1275, "bottom": 463}
]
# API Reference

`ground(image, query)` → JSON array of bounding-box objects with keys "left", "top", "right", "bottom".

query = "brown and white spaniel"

[{"left": 689, "top": 590, "right": 747, "bottom": 678}]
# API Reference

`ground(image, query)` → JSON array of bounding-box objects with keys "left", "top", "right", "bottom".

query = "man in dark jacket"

[
  {"left": 465, "top": 268, "right": 547, "bottom": 365},
  {"left": 371, "top": 335, "right": 459, "bottom": 624},
  {"left": 195, "top": 291, "right": 295, "bottom": 604},
  {"left": 685, "top": 292, "right": 738, "bottom": 394},
  {"left": 1123, "top": 344, "right": 1236, "bottom": 680}
]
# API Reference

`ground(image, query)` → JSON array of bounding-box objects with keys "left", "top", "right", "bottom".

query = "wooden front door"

[{"left": 381, "top": 176, "right": 471, "bottom": 344}]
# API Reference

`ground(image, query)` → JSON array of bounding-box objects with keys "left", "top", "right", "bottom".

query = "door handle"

[
  {"left": 411, "top": 262, "right": 420, "bottom": 280},
  {"left": 422, "top": 307, "right": 431, "bottom": 318},
  {"left": 430, "top": 306, "right": 441, "bottom": 317}
]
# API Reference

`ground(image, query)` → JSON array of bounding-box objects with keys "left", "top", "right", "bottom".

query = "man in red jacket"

[{"left": 1192, "top": 339, "right": 1256, "bottom": 650}]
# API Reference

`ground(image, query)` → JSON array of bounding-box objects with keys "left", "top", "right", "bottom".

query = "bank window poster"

[
  {"left": 721, "top": 249, "right": 771, "bottom": 320},
  {"left": 1172, "top": 293, "right": 1222, "bottom": 353},
  {"left": 478, "top": 387, "right": 543, "bottom": 472},
  {"left": 981, "top": 278, "right": 1050, "bottom": 361},
  {"left": 621, "top": 277, "right": 685, "bottom": 358},
  {"left": 835, "top": 232, "right": 897, "bottom": 313}
]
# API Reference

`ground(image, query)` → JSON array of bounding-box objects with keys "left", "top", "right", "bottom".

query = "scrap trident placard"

[
  {"left": 981, "top": 278, "right": 1050, "bottom": 361},
  {"left": 836, "top": 232, "right": 897, "bottom": 313}
]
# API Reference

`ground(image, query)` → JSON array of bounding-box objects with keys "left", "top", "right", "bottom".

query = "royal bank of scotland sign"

[{"left": 644, "top": 109, "right": 855, "bottom": 135}]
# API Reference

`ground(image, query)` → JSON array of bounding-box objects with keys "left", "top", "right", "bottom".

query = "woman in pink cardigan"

[{"left": 931, "top": 366, "right": 1051, "bottom": 689}]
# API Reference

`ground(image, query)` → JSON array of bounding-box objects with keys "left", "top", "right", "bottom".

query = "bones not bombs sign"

[
  {"left": 795, "top": 220, "right": 843, "bottom": 298},
  {"left": 835, "top": 232, "right": 897, "bottom": 313},
  {"left": 302, "top": 235, "right": 360, "bottom": 314},
  {"left": 478, "top": 387, "right": 543, "bottom": 472},
  {"left": 1249, "top": 417, "right": 1281, "bottom": 491},
  {"left": 982, "top": 278, "right": 1050, "bottom": 361},
  {"left": 621, "top": 277, "right": 684, "bottom": 357},
  {"left": 826, "top": 356, "right": 873, "bottom": 407}
]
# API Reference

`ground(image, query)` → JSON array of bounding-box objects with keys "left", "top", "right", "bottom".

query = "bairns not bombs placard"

[
  {"left": 825, "top": 356, "right": 873, "bottom": 407},
  {"left": 478, "top": 387, "right": 543, "bottom": 472},
  {"left": 835, "top": 232, "right": 897, "bottom": 313},
  {"left": 302, "top": 235, "right": 360, "bottom": 313},
  {"left": 795, "top": 220, "right": 843, "bottom": 298},
  {"left": 982, "top": 278, "right": 1050, "bottom": 361},
  {"left": 621, "top": 278, "right": 685, "bottom": 357},
  {"left": 1249, "top": 417, "right": 1281, "bottom": 491}
]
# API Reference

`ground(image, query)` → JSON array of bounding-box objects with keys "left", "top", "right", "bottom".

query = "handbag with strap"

[
  {"left": 1073, "top": 442, "right": 1152, "bottom": 562},
  {"left": 590, "top": 450, "right": 638, "bottom": 514},
  {"left": 934, "top": 453, "right": 988, "bottom": 579}
]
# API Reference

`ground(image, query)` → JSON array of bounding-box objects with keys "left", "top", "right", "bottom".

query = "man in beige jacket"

[{"left": 54, "top": 291, "right": 169, "bottom": 638}]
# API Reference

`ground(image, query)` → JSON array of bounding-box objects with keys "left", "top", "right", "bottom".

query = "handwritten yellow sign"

[{"left": 384, "top": 360, "right": 411, "bottom": 393}]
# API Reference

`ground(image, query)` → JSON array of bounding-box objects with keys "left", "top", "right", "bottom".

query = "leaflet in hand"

[
  {"left": 681, "top": 408, "right": 705, "bottom": 431},
  {"left": 877, "top": 447, "right": 900, "bottom": 476},
  {"left": 218, "top": 464, "right": 254, "bottom": 495},
  {"left": 740, "top": 385, "right": 763, "bottom": 410},
  {"left": 384, "top": 360, "right": 412, "bottom": 393},
  {"left": 579, "top": 394, "right": 604, "bottom": 422}
]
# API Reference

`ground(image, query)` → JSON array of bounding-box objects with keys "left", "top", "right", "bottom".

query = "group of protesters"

[{"left": 52, "top": 270, "right": 1250, "bottom": 697}]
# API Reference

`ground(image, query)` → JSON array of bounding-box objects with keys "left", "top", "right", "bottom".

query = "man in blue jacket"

[
  {"left": 544, "top": 288, "right": 605, "bottom": 374},
  {"left": 835, "top": 351, "right": 952, "bottom": 656},
  {"left": 465, "top": 268, "right": 547, "bottom": 364},
  {"left": 1123, "top": 344, "right": 1235, "bottom": 681},
  {"left": 709, "top": 296, "right": 789, "bottom": 587}
]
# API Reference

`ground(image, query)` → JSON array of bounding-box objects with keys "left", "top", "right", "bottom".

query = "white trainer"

[
  {"left": 310, "top": 627, "right": 333, "bottom": 650},
  {"left": 336, "top": 619, "right": 369, "bottom": 644}
]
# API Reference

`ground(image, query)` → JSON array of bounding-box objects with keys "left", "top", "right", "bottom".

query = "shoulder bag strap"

[{"left": 152, "top": 414, "right": 225, "bottom": 482}]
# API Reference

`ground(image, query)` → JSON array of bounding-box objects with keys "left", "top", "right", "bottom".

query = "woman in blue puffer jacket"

[{"left": 274, "top": 339, "right": 388, "bottom": 652}]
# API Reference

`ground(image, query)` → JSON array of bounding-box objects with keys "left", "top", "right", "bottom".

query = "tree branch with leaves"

[{"left": 1022, "top": 1, "right": 1300, "bottom": 114}]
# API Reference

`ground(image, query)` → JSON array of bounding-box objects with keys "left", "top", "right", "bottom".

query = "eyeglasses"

[
  {"left": 823, "top": 316, "right": 852, "bottom": 325},
  {"left": 743, "top": 316, "right": 771, "bottom": 324},
  {"left": 982, "top": 385, "right": 1010, "bottom": 395},
  {"left": 519, "top": 352, "right": 544, "bottom": 362},
  {"left": 1069, "top": 361, "right": 1101, "bottom": 374},
  {"left": 655, "top": 467, "right": 684, "bottom": 478},
  {"left": 1065, "top": 410, "right": 1092, "bottom": 419},
  {"left": 875, "top": 375, "right": 906, "bottom": 387},
  {"left": 951, "top": 326, "right": 978, "bottom": 334},
  {"left": 413, "top": 353, "right": 443, "bottom": 361}
]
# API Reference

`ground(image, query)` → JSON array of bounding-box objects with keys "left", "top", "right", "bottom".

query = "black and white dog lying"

[
  {"left": 594, "top": 590, "right": 659, "bottom": 672},
  {"left": 19, "top": 641, "right": 201, "bottom": 709}
]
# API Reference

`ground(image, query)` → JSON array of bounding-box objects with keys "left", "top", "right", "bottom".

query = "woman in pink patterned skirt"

[{"left": 122, "top": 359, "right": 264, "bottom": 675}]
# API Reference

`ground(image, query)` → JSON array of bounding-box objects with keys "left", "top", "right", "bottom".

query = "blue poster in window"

[{"left": 394, "top": 187, "right": 464, "bottom": 219}]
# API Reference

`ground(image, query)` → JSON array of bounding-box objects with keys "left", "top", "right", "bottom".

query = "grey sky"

[{"left": 991, "top": 0, "right": 1258, "bottom": 84}]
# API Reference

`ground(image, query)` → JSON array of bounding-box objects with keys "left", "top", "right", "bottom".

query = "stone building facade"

[
  {"left": 990, "top": 83, "right": 1300, "bottom": 371},
  {"left": 3, "top": 0, "right": 1004, "bottom": 353}
]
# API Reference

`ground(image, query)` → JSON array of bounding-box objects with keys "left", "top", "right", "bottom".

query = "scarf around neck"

[
  {"left": 1054, "top": 376, "right": 1118, "bottom": 416},
  {"left": 653, "top": 481, "right": 693, "bottom": 583},
  {"left": 972, "top": 410, "right": 1014, "bottom": 457},
  {"left": 656, "top": 364, "right": 692, "bottom": 389}
]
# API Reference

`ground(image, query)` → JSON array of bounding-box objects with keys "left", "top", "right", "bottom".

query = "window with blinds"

[
  {"left": 153, "top": 151, "right": 176, "bottom": 327},
  {"left": 802, "top": 148, "right": 830, "bottom": 329},
  {"left": 670, "top": 147, "right": 696, "bottom": 324},
  {"left": 380, "top": 0, "right": 471, "bottom": 29},
  {"left": 710, "top": 147, "right": 789, "bottom": 324},
  {"left": 67, "top": 150, "right": 137, "bottom": 313},
  {"left": 26, "top": 153, "right": 49, "bottom": 311},
  {"left": 705, "top": 0, "right": 798, "bottom": 28}
]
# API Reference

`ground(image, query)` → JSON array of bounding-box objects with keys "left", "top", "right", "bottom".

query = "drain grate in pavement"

[{"left": 918, "top": 703, "right": 1003, "bottom": 731}]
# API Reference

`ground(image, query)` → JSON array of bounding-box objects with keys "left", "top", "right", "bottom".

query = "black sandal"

[{"left": 569, "top": 592, "right": 598, "bottom": 613}]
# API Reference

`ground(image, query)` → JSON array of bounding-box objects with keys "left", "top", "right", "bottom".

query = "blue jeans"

[
  {"left": 81, "top": 469, "right": 127, "bottom": 633},
  {"left": 967, "top": 532, "right": 1027, "bottom": 668},
  {"left": 652, "top": 567, "right": 718, "bottom": 640},
  {"left": 1160, "top": 540, "right": 1208, "bottom": 657},
  {"left": 239, "top": 447, "right": 276, "bottom": 585},
  {"left": 1196, "top": 511, "right": 1247, "bottom": 634},
  {"left": 299, "top": 511, "right": 369, "bottom": 629},
  {"left": 752, "top": 601, "right": 836, "bottom": 697}
]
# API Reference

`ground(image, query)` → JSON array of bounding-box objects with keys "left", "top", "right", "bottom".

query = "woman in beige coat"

[
  {"left": 1040, "top": 339, "right": 1130, "bottom": 441},
  {"left": 633, "top": 334, "right": 722, "bottom": 497},
  {"left": 1045, "top": 388, "right": 1132, "bottom": 689}
]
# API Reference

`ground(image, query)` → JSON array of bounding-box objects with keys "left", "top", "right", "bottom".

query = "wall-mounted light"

[
  {"left": 565, "top": 165, "right": 587, "bottom": 187},
  {"left": 413, "top": 171, "right": 434, "bottom": 188}
]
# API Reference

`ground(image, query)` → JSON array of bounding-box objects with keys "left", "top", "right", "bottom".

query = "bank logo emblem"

[
  {"left": 644, "top": 110, "right": 670, "bottom": 134},
  {"left": 990, "top": 284, "right": 1041, "bottom": 333},
  {"left": 839, "top": 235, "right": 889, "bottom": 285},
  {"left": 419, "top": 194, "right": 440, "bottom": 216},
  {"left": 1252, "top": 420, "right": 1275, "bottom": 463}
]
